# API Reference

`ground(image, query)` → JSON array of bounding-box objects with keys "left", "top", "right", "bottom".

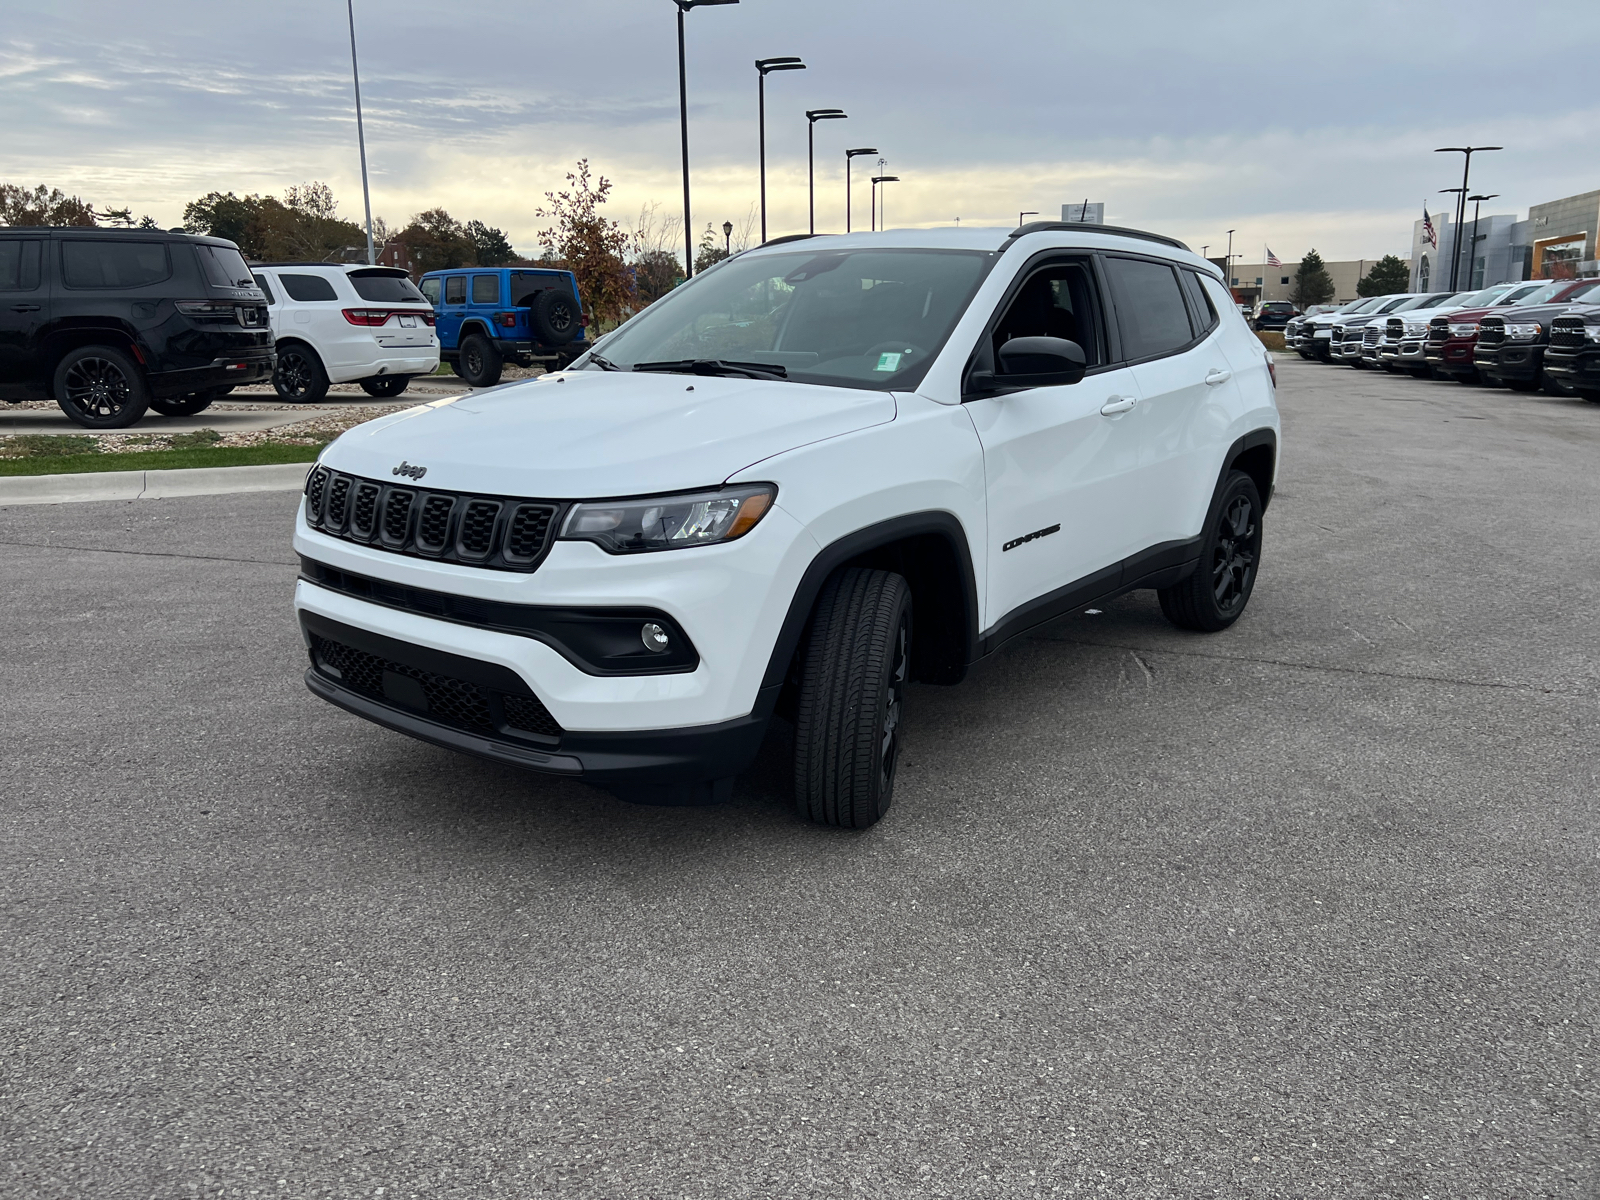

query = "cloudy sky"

[{"left": 6, "top": 0, "right": 1600, "bottom": 265}]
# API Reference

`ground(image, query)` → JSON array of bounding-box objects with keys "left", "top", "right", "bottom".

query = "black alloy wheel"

[
  {"left": 1158, "top": 470, "right": 1264, "bottom": 633},
  {"left": 458, "top": 334, "right": 503, "bottom": 388},
  {"left": 359, "top": 376, "right": 411, "bottom": 398},
  {"left": 54, "top": 345, "right": 150, "bottom": 429},
  {"left": 273, "top": 344, "right": 329, "bottom": 403}
]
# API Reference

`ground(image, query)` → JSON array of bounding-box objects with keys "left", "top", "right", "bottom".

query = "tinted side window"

[
  {"left": 1105, "top": 256, "right": 1194, "bottom": 360},
  {"left": 251, "top": 273, "right": 277, "bottom": 305},
  {"left": 61, "top": 240, "right": 170, "bottom": 288},
  {"left": 420, "top": 277, "right": 442, "bottom": 305},
  {"left": 471, "top": 274, "right": 500, "bottom": 304},
  {"left": 991, "top": 259, "right": 1103, "bottom": 368},
  {"left": 0, "top": 240, "right": 42, "bottom": 290},
  {"left": 279, "top": 273, "right": 339, "bottom": 302},
  {"left": 1180, "top": 271, "right": 1217, "bottom": 335},
  {"left": 195, "top": 244, "right": 255, "bottom": 289},
  {"left": 444, "top": 276, "right": 466, "bottom": 304}
]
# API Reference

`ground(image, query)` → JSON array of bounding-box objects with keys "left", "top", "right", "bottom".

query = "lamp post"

[
  {"left": 872, "top": 175, "right": 899, "bottom": 231},
  {"left": 1465, "top": 193, "right": 1498, "bottom": 291},
  {"left": 674, "top": 0, "right": 739, "bottom": 279},
  {"left": 1019, "top": 210, "right": 1039, "bottom": 228},
  {"left": 806, "top": 109, "right": 847, "bottom": 234},
  {"left": 722, "top": 219, "right": 733, "bottom": 258},
  {"left": 755, "top": 57, "right": 805, "bottom": 245},
  {"left": 845, "top": 147, "right": 877, "bottom": 233},
  {"left": 1434, "top": 145, "right": 1501, "bottom": 291},
  {"left": 1438, "top": 187, "right": 1465, "bottom": 290},
  {"left": 1225, "top": 228, "right": 1236, "bottom": 293},
  {"left": 345, "top": 0, "right": 374, "bottom": 264}
]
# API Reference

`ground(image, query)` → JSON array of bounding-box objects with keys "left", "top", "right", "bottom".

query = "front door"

[
  {"left": 966, "top": 257, "right": 1148, "bottom": 634},
  {"left": 0, "top": 239, "right": 49, "bottom": 397}
]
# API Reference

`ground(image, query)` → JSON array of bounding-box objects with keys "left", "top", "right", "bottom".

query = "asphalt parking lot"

[{"left": 2, "top": 358, "right": 1596, "bottom": 1198}]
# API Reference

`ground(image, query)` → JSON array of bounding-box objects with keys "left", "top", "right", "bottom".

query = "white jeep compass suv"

[
  {"left": 293, "top": 224, "right": 1279, "bottom": 826},
  {"left": 250, "top": 263, "right": 440, "bottom": 402}
]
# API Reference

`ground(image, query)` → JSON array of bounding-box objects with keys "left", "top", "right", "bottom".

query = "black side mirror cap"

[{"left": 995, "top": 336, "right": 1087, "bottom": 388}]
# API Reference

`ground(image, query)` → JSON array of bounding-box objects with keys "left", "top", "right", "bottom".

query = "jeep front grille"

[
  {"left": 1477, "top": 318, "right": 1505, "bottom": 348},
  {"left": 303, "top": 466, "right": 563, "bottom": 573},
  {"left": 1550, "top": 316, "right": 1587, "bottom": 350}
]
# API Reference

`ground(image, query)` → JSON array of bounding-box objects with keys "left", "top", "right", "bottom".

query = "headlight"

[
  {"left": 1448, "top": 322, "right": 1478, "bottom": 336},
  {"left": 1504, "top": 323, "right": 1542, "bottom": 342},
  {"left": 559, "top": 483, "right": 776, "bottom": 554},
  {"left": 1587, "top": 326, "right": 1600, "bottom": 343}
]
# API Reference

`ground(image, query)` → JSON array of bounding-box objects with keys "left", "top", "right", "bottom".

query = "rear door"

[
  {"left": 0, "top": 237, "right": 48, "bottom": 395},
  {"left": 469, "top": 273, "right": 502, "bottom": 341}
]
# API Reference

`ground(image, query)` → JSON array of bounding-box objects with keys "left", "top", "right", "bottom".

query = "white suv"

[
  {"left": 249, "top": 264, "right": 440, "bottom": 402},
  {"left": 293, "top": 225, "right": 1279, "bottom": 826}
]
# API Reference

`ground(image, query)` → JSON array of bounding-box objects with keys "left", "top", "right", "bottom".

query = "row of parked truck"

[{"left": 1283, "top": 277, "right": 1600, "bottom": 399}]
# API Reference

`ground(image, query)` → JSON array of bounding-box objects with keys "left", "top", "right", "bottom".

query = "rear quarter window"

[
  {"left": 471, "top": 275, "right": 500, "bottom": 304},
  {"left": 1180, "top": 271, "right": 1218, "bottom": 334},
  {"left": 350, "top": 272, "right": 426, "bottom": 303},
  {"left": 61, "top": 240, "right": 171, "bottom": 288},
  {"left": 251, "top": 273, "right": 277, "bottom": 305},
  {"left": 279, "top": 273, "right": 340, "bottom": 302}
]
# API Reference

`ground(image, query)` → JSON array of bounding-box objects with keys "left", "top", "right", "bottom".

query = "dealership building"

[{"left": 1409, "top": 188, "right": 1600, "bottom": 292}]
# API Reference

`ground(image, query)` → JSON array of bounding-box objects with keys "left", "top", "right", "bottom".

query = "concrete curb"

[{"left": 0, "top": 461, "right": 312, "bottom": 507}]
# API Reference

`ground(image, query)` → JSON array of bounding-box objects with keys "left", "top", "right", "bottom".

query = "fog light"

[{"left": 641, "top": 622, "right": 670, "bottom": 653}]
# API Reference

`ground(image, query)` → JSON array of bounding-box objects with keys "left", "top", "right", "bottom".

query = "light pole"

[
  {"left": 674, "top": 0, "right": 739, "bottom": 279},
  {"left": 723, "top": 219, "right": 733, "bottom": 258},
  {"left": 806, "top": 109, "right": 847, "bottom": 234},
  {"left": 845, "top": 147, "right": 877, "bottom": 233},
  {"left": 756, "top": 57, "right": 805, "bottom": 245},
  {"left": 345, "top": 0, "right": 374, "bottom": 264},
  {"left": 1019, "top": 210, "right": 1039, "bottom": 228},
  {"left": 872, "top": 175, "right": 898, "bottom": 231},
  {"left": 1434, "top": 145, "right": 1501, "bottom": 291},
  {"left": 1438, "top": 187, "right": 1465, "bottom": 289},
  {"left": 1466, "top": 193, "right": 1498, "bottom": 291},
  {"left": 1225, "top": 228, "right": 1236, "bottom": 293}
]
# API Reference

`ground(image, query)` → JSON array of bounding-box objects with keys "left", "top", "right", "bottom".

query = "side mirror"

[{"left": 995, "top": 336, "right": 1087, "bottom": 388}]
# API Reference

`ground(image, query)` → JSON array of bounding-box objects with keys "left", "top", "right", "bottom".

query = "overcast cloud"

[{"left": 5, "top": 0, "right": 1600, "bottom": 263}]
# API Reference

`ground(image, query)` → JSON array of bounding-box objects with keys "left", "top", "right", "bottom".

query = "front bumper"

[
  {"left": 1475, "top": 343, "right": 1541, "bottom": 383},
  {"left": 1543, "top": 346, "right": 1600, "bottom": 387},
  {"left": 1426, "top": 337, "right": 1478, "bottom": 376}
]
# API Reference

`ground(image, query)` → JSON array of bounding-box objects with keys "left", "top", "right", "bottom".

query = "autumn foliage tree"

[
  {"left": 538, "top": 160, "right": 635, "bottom": 329},
  {"left": 1, "top": 182, "right": 153, "bottom": 228},
  {"left": 183, "top": 182, "right": 365, "bottom": 261}
]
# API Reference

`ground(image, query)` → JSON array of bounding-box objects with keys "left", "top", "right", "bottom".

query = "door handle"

[
  {"left": 1204, "top": 367, "right": 1232, "bottom": 385},
  {"left": 9, "top": 304, "right": 41, "bottom": 313},
  {"left": 1099, "top": 395, "right": 1137, "bottom": 415}
]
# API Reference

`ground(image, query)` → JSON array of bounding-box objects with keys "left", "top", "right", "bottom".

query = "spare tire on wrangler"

[{"left": 532, "top": 289, "right": 579, "bottom": 346}]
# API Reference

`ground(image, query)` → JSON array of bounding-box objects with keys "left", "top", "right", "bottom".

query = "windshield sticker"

[{"left": 875, "top": 352, "right": 902, "bottom": 372}]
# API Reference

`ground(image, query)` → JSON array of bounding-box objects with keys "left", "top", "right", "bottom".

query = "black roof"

[
  {"left": 0, "top": 225, "right": 238, "bottom": 246},
  {"left": 1009, "top": 221, "right": 1190, "bottom": 252}
]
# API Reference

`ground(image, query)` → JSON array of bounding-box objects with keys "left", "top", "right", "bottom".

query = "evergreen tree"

[
  {"left": 1290, "top": 250, "right": 1336, "bottom": 308},
  {"left": 1356, "top": 254, "right": 1411, "bottom": 297}
]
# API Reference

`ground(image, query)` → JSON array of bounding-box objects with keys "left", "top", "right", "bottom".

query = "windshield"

[
  {"left": 1456, "top": 285, "right": 1510, "bottom": 307},
  {"left": 588, "top": 247, "right": 996, "bottom": 390},
  {"left": 1501, "top": 283, "right": 1547, "bottom": 306},
  {"left": 1377, "top": 296, "right": 1419, "bottom": 313},
  {"left": 1560, "top": 280, "right": 1600, "bottom": 304},
  {"left": 1412, "top": 293, "right": 1457, "bottom": 310},
  {"left": 1344, "top": 298, "right": 1381, "bottom": 313}
]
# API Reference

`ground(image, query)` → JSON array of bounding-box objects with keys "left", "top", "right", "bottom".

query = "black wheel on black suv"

[
  {"left": 793, "top": 567, "right": 912, "bottom": 829},
  {"left": 274, "top": 343, "right": 329, "bottom": 403},
  {"left": 359, "top": 376, "right": 411, "bottom": 398},
  {"left": 150, "top": 389, "right": 223, "bottom": 417},
  {"left": 54, "top": 345, "right": 150, "bottom": 429},
  {"left": 1159, "top": 470, "right": 1264, "bottom": 633},
  {"left": 458, "top": 334, "right": 503, "bottom": 388}
]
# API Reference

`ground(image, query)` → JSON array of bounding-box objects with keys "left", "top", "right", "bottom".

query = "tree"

[
  {"left": 538, "top": 160, "right": 635, "bottom": 329},
  {"left": 632, "top": 249, "right": 682, "bottom": 307},
  {"left": 395, "top": 208, "right": 477, "bottom": 275},
  {"left": 1357, "top": 254, "right": 1411, "bottom": 297},
  {"left": 183, "top": 183, "right": 363, "bottom": 260},
  {"left": 1, "top": 183, "right": 100, "bottom": 227},
  {"left": 1290, "top": 249, "right": 1336, "bottom": 308},
  {"left": 465, "top": 219, "right": 515, "bottom": 266},
  {"left": 694, "top": 222, "right": 728, "bottom": 273}
]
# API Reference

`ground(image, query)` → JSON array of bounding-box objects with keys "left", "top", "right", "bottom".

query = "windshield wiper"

[
  {"left": 584, "top": 352, "right": 623, "bottom": 372},
  {"left": 631, "top": 358, "right": 789, "bottom": 381}
]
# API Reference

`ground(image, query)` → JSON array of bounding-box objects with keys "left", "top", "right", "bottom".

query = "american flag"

[
  {"left": 1423, "top": 206, "right": 1437, "bottom": 249},
  {"left": 1265, "top": 247, "right": 1282, "bottom": 268}
]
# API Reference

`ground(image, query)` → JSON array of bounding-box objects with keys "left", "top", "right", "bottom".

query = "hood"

[
  {"left": 318, "top": 370, "right": 897, "bottom": 498},
  {"left": 1480, "top": 302, "right": 1594, "bottom": 327}
]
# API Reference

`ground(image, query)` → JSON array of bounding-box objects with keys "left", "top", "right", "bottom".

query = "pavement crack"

[{"left": 0, "top": 539, "right": 296, "bottom": 568}]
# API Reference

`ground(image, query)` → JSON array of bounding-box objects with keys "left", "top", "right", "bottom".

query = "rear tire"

[
  {"left": 149, "top": 390, "right": 221, "bottom": 417},
  {"left": 359, "top": 376, "right": 411, "bottom": 398},
  {"left": 273, "top": 343, "right": 329, "bottom": 403},
  {"left": 54, "top": 345, "right": 150, "bottom": 429},
  {"left": 1159, "top": 471, "right": 1263, "bottom": 633},
  {"left": 458, "top": 334, "right": 503, "bottom": 387},
  {"left": 793, "top": 568, "right": 912, "bottom": 830}
]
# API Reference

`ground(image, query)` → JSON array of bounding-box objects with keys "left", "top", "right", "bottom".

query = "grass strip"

[
  {"left": 1256, "top": 331, "right": 1287, "bottom": 352},
  {"left": 0, "top": 443, "right": 322, "bottom": 477}
]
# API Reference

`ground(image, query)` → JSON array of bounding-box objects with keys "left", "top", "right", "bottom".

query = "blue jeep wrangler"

[{"left": 418, "top": 267, "right": 587, "bottom": 387}]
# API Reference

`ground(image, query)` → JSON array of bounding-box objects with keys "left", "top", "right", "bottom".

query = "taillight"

[
  {"left": 342, "top": 309, "right": 392, "bottom": 326},
  {"left": 495, "top": 311, "right": 518, "bottom": 328},
  {"left": 1265, "top": 351, "right": 1276, "bottom": 389},
  {"left": 174, "top": 300, "right": 236, "bottom": 320},
  {"left": 420, "top": 311, "right": 436, "bottom": 326}
]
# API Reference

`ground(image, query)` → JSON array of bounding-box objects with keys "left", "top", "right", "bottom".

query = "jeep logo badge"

[{"left": 392, "top": 462, "right": 427, "bottom": 481}]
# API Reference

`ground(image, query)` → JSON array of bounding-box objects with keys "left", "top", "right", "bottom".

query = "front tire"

[
  {"left": 1159, "top": 471, "right": 1263, "bottom": 633},
  {"left": 458, "top": 334, "right": 503, "bottom": 388},
  {"left": 359, "top": 376, "right": 411, "bottom": 398},
  {"left": 54, "top": 345, "right": 150, "bottom": 429},
  {"left": 273, "top": 343, "right": 329, "bottom": 403},
  {"left": 793, "top": 568, "right": 912, "bottom": 830}
]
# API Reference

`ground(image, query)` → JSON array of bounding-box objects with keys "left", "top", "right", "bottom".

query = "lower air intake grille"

[
  {"left": 303, "top": 466, "right": 564, "bottom": 573},
  {"left": 309, "top": 632, "right": 563, "bottom": 743}
]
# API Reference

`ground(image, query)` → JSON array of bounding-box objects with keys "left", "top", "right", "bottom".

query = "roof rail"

[
  {"left": 1009, "top": 221, "right": 1190, "bottom": 252},
  {"left": 759, "top": 233, "right": 825, "bottom": 248}
]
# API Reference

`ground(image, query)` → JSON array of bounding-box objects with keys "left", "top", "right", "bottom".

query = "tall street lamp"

[
  {"left": 756, "top": 57, "right": 805, "bottom": 245},
  {"left": 1225, "top": 228, "right": 1236, "bottom": 291},
  {"left": 674, "top": 0, "right": 739, "bottom": 279},
  {"left": 346, "top": 0, "right": 374, "bottom": 264},
  {"left": 806, "top": 109, "right": 847, "bottom": 234},
  {"left": 1019, "top": 211, "right": 1039, "bottom": 228},
  {"left": 1438, "top": 187, "right": 1465, "bottom": 288},
  {"left": 723, "top": 219, "right": 734, "bottom": 258},
  {"left": 845, "top": 147, "right": 876, "bottom": 233},
  {"left": 1466, "top": 193, "right": 1498, "bottom": 291},
  {"left": 1434, "top": 145, "right": 1501, "bottom": 291},
  {"left": 872, "top": 175, "right": 899, "bottom": 231}
]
